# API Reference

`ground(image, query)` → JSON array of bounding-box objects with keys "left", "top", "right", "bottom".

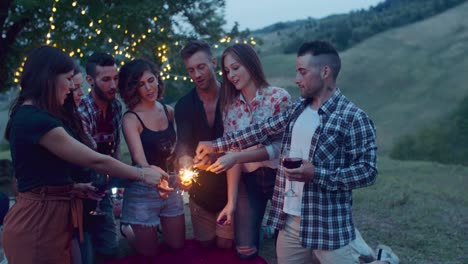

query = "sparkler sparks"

[{"left": 179, "top": 168, "right": 199, "bottom": 186}]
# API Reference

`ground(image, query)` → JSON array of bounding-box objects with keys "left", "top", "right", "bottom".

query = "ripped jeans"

[{"left": 235, "top": 167, "right": 276, "bottom": 259}]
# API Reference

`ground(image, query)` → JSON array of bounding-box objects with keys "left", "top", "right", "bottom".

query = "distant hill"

[
  {"left": 254, "top": 0, "right": 467, "bottom": 55},
  {"left": 260, "top": 2, "right": 468, "bottom": 155}
]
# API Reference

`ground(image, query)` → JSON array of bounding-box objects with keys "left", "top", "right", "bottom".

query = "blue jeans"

[
  {"left": 234, "top": 167, "right": 276, "bottom": 259},
  {"left": 89, "top": 194, "right": 118, "bottom": 256}
]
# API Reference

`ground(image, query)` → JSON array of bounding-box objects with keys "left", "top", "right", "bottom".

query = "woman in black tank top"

[{"left": 118, "top": 59, "right": 185, "bottom": 256}]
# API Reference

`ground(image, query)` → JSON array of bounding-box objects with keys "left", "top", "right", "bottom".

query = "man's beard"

[{"left": 94, "top": 82, "right": 114, "bottom": 103}]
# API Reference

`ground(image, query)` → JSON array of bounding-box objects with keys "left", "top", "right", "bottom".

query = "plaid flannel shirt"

[
  {"left": 77, "top": 94, "right": 122, "bottom": 159},
  {"left": 212, "top": 89, "right": 377, "bottom": 250}
]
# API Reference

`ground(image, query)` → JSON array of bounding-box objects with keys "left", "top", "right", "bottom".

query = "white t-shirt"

[{"left": 283, "top": 106, "right": 320, "bottom": 216}]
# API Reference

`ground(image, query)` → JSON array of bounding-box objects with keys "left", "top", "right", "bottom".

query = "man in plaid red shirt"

[
  {"left": 78, "top": 52, "right": 121, "bottom": 263},
  {"left": 195, "top": 41, "right": 379, "bottom": 263}
]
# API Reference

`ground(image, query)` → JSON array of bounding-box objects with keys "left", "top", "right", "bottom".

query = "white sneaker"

[
  {"left": 350, "top": 228, "right": 375, "bottom": 259},
  {"left": 376, "top": 244, "right": 399, "bottom": 264}
]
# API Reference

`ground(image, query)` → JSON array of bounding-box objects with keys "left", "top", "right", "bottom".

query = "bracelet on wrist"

[{"left": 135, "top": 165, "right": 145, "bottom": 181}]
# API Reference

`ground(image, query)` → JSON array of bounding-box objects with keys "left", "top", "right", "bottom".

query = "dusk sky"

[{"left": 224, "top": 0, "right": 384, "bottom": 30}]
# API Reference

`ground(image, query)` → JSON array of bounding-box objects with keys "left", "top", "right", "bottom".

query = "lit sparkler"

[{"left": 179, "top": 168, "right": 198, "bottom": 186}]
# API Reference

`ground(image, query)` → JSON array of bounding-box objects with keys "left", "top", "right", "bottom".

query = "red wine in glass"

[
  {"left": 92, "top": 181, "right": 107, "bottom": 195},
  {"left": 89, "top": 174, "right": 108, "bottom": 216},
  {"left": 283, "top": 149, "right": 302, "bottom": 197},
  {"left": 282, "top": 157, "right": 302, "bottom": 169}
]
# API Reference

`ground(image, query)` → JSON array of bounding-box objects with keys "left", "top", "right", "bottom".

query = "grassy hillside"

[
  {"left": 261, "top": 2, "right": 468, "bottom": 154},
  {"left": 254, "top": 0, "right": 467, "bottom": 55},
  {"left": 354, "top": 156, "right": 468, "bottom": 264},
  {"left": 257, "top": 6, "right": 468, "bottom": 262}
]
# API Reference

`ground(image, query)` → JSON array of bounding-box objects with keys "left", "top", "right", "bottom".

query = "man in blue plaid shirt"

[{"left": 195, "top": 41, "right": 378, "bottom": 263}]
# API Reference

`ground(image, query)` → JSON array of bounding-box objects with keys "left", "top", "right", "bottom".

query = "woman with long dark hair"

[{"left": 2, "top": 46, "right": 168, "bottom": 264}]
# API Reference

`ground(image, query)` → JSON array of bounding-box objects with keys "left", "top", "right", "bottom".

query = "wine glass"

[
  {"left": 282, "top": 148, "right": 303, "bottom": 197},
  {"left": 89, "top": 173, "right": 109, "bottom": 216}
]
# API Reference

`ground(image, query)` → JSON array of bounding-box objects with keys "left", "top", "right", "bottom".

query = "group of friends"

[{"left": 1, "top": 39, "right": 399, "bottom": 264}]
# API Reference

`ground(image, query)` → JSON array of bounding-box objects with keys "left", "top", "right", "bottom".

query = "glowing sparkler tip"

[{"left": 179, "top": 168, "right": 199, "bottom": 186}]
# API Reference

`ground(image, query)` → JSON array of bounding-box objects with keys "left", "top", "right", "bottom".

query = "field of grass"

[
  {"left": 353, "top": 156, "right": 467, "bottom": 264},
  {"left": 120, "top": 150, "right": 468, "bottom": 264}
]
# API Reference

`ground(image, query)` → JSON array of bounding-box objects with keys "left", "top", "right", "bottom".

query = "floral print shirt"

[
  {"left": 223, "top": 86, "right": 291, "bottom": 171},
  {"left": 223, "top": 86, "right": 291, "bottom": 134}
]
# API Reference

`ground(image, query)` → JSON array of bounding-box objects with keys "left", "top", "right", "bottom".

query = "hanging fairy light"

[{"left": 11, "top": 0, "right": 260, "bottom": 89}]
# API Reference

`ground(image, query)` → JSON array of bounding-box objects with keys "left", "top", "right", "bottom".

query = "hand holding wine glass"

[
  {"left": 282, "top": 150, "right": 315, "bottom": 184},
  {"left": 282, "top": 148, "right": 303, "bottom": 197},
  {"left": 89, "top": 173, "right": 109, "bottom": 216}
]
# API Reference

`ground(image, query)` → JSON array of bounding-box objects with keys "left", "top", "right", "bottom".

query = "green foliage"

[
  {"left": 391, "top": 95, "right": 468, "bottom": 165},
  {"left": 0, "top": 0, "right": 244, "bottom": 92}
]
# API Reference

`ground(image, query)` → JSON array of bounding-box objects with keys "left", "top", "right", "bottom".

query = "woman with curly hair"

[{"left": 118, "top": 59, "right": 185, "bottom": 256}]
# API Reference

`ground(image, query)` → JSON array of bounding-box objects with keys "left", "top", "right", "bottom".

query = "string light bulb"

[{"left": 11, "top": 1, "right": 261, "bottom": 89}]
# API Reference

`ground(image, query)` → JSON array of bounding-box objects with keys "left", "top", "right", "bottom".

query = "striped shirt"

[{"left": 211, "top": 89, "right": 377, "bottom": 250}]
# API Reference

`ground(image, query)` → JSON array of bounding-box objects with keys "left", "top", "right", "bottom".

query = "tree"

[{"left": 0, "top": 0, "right": 231, "bottom": 92}]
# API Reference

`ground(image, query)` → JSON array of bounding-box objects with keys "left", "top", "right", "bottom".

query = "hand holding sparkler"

[
  {"left": 157, "top": 175, "right": 174, "bottom": 199},
  {"left": 195, "top": 141, "right": 215, "bottom": 163},
  {"left": 192, "top": 154, "right": 212, "bottom": 171}
]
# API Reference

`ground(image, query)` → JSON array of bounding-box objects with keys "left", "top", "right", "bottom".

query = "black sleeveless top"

[{"left": 125, "top": 104, "right": 176, "bottom": 171}]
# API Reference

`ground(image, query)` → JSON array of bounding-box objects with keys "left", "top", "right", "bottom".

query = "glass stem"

[{"left": 95, "top": 200, "right": 101, "bottom": 212}]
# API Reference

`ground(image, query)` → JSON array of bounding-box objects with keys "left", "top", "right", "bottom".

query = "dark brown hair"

[
  {"left": 179, "top": 40, "right": 213, "bottom": 60},
  {"left": 297, "top": 41, "right": 341, "bottom": 80},
  {"left": 5, "top": 46, "right": 75, "bottom": 140},
  {"left": 220, "top": 44, "right": 269, "bottom": 114},
  {"left": 118, "top": 59, "right": 164, "bottom": 109},
  {"left": 85, "top": 52, "right": 115, "bottom": 78}
]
